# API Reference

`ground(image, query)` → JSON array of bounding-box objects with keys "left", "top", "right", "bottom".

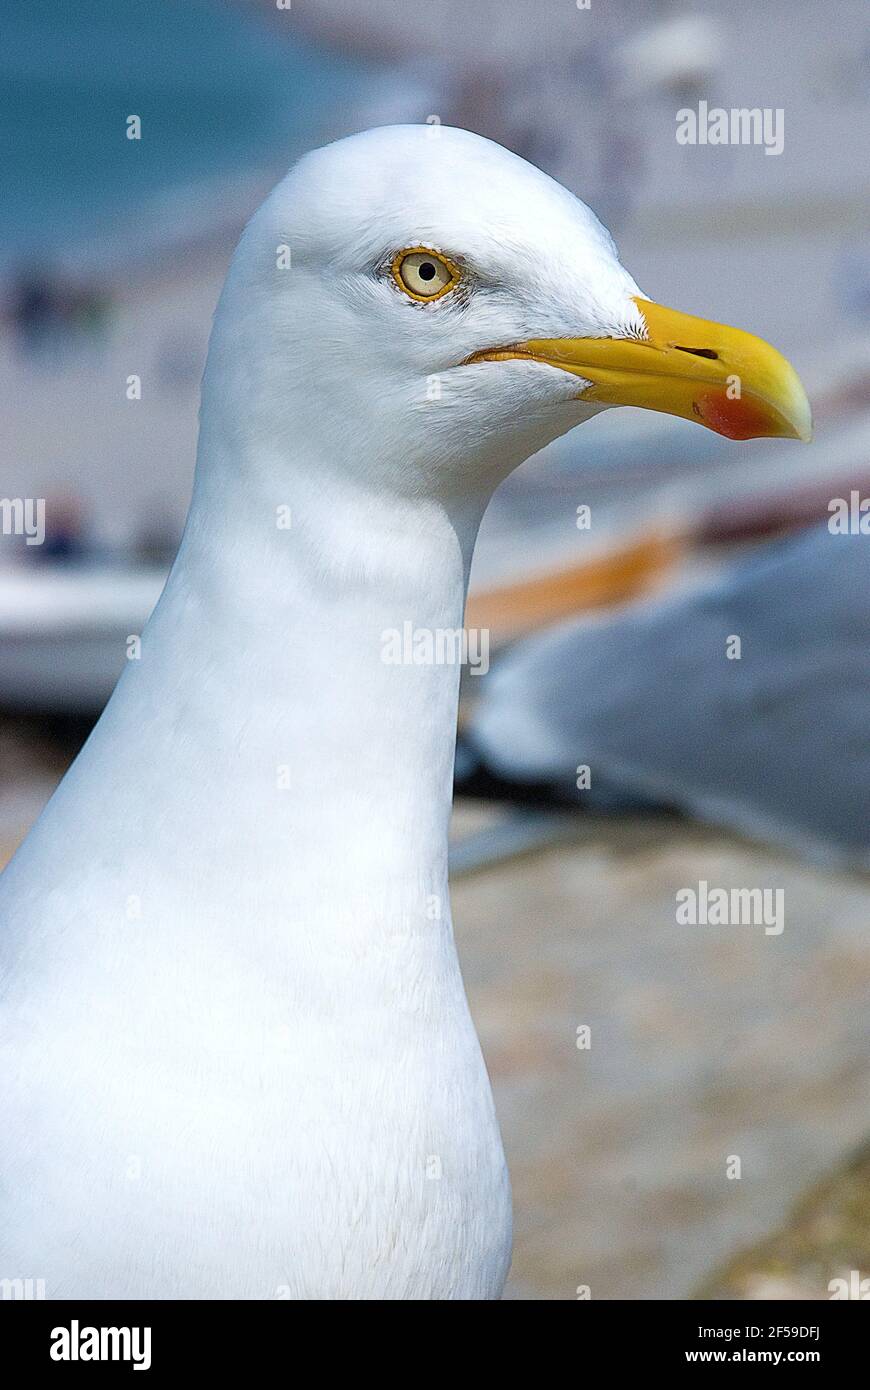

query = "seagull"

[
  {"left": 0, "top": 125, "right": 810, "bottom": 1300},
  {"left": 466, "top": 524, "right": 869, "bottom": 866}
]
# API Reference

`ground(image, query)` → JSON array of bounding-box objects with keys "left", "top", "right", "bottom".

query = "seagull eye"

[{"left": 392, "top": 248, "right": 460, "bottom": 301}]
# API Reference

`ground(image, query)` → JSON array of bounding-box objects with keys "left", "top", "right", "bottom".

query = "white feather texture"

[{"left": 0, "top": 125, "right": 644, "bottom": 1299}]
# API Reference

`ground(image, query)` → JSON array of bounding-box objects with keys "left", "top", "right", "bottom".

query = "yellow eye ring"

[{"left": 391, "top": 247, "right": 461, "bottom": 302}]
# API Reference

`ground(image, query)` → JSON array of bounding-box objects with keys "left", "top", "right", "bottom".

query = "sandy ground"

[
  {"left": 3, "top": 723, "right": 869, "bottom": 1300},
  {"left": 452, "top": 806, "right": 870, "bottom": 1300},
  {"left": 698, "top": 1139, "right": 870, "bottom": 1300}
]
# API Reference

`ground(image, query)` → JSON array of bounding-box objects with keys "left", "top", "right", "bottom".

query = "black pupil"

[{"left": 418, "top": 261, "right": 437, "bottom": 281}]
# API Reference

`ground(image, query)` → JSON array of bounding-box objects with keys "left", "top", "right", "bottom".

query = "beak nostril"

[{"left": 673, "top": 345, "right": 719, "bottom": 360}]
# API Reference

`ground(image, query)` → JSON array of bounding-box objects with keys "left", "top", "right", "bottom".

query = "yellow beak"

[{"left": 470, "top": 297, "right": 812, "bottom": 442}]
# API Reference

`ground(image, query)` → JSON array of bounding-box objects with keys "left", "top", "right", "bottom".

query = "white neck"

[{"left": 112, "top": 419, "right": 494, "bottom": 949}]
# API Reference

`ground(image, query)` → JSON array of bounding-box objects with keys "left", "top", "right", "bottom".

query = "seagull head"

[{"left": 206, "top": 125, "right": 811, "bottom": 503}]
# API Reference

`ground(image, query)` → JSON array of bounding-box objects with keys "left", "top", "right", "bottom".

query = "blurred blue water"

[{"left": 0, "top": 0, "right": 377, "bottom": 271}]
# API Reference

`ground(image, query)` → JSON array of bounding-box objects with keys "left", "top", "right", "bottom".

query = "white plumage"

[{"left": 0, "top": 125, "right": 805, "bottom": 1299}]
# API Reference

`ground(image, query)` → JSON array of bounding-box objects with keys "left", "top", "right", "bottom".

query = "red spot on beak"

[{"left": 694, "top": 390, "right": 776, "bottom": 441}]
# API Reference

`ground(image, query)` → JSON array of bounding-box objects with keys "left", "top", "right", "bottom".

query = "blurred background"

[{"left": 2, "top": 0, "right": 869, "bottom": 1298}]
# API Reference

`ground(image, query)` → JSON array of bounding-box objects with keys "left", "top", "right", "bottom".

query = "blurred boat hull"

[{"left": 0, "top": 567, "right": 162, "bottom": 714}]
